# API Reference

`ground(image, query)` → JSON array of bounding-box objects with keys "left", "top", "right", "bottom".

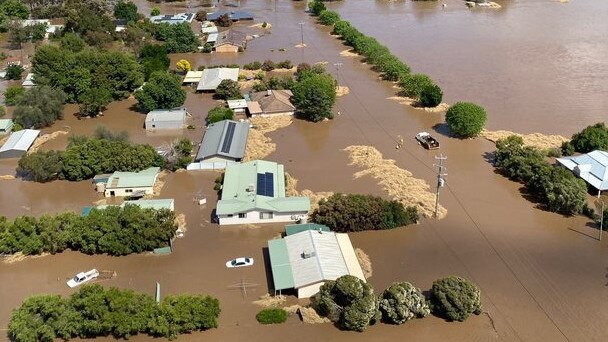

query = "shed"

[
  {"left": 0, "top": 129, "right": 40, "bottom": 158},
  {"left": 197, "top": 68, "right": 239, "bottom": 91},
  {"left": 0, "top": 119, "right": 13, "bottom": 135},
  {"left": 145, "top": 108, "right": 187, "bottom": 130},
  {"left": 202, "top": 25, "right": 218, "bottom": 34},
  {"left": 150, "top": 13, "right": 195, "bottom": 25},
  {"left": 104, "top": 167, "right": 160, "bottom": 197},
  {"left": 22, "top": 73, "right": 35, "bottom": 88},
  {"left": 183, "top": 71, "right": 204, "bottom": 84},
  {"left": 195, "top": 119, "right": 249, "bottom": 163},
  {"left": 207, "top": 10, "right": 254, "bottom": 21},
  {"left": 227, "top": 99, "right": 247, "bottom": 113},
  {"left": 267, "top": 230, "right": 365, "bottom": 298},
  {"left": 206, "top": 33, "right": 218, "bottom": 44}
]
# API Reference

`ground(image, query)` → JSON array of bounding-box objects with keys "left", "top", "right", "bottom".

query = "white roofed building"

[
  {"left": 557, "top": 150, "right": 608, "bottom": 196},
  {"left": 197, "top": 68, "right": 239, "bottom": 91},
  {"left": 0, "top": 129, "right": 40, "bottom": 158},
  {"left": 145, "top": 108, "right": 187, "bottom": 130}
]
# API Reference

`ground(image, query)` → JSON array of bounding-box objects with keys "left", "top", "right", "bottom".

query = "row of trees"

[
  {"left": 8, "top": 284, "right": 220, "bottom": 341},
  {"left": 494, "top": 135, "right": 590, "bottom": 215},
  {"left": 313, "top": 193, "right": 419, "bottom": 232},
  {"left": 0, "top": 204, "right": 176, "bottom": 256},
  {"left": 243, "top": 60, "right": 294, "bottom": 71},
  {"left": 18, "top": 132, "right": 164, "bottom": 182},
  {"left": 312, "top": 275, "right": 482, "bottom": 332},
  {"left": 315, "top": 4, "right": 443, "bottom": 107}
]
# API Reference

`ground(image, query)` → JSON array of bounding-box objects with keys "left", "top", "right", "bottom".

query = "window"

[
  {"left": 238, "top": 213, "right": 247, "bottom": 218},
  {"left": 259, "top": 212, "right": 273, "bottom": 220},
  {"left": 125, "top": 189, "right": 133, "bottom": 193},
  {"left": 227, "top": 214, "right": 234, "bottom": 218}
]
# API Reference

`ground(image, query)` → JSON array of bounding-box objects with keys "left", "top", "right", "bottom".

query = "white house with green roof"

[
  {"left": 102, "top": 167, "right": 160, "bottom": 197},
  {"left": 216, "top": 160, "right": 310, "bottom": 225}
]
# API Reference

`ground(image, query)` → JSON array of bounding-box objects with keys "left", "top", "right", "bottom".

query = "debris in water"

[
  {"left": 355, "top": 248, "right": 373, "bottom": 279},
  {"left": 28, "top": 130, "right": 69, "bottom": 153},
  {"left": 480, "top": 129, "right": 569, "bottom": 150},
  {"left": 243, "top": 116, "right": 292, "bottom": 161},
  {"left": 253, "top": 293, "right": 286, "bottom": 307}
]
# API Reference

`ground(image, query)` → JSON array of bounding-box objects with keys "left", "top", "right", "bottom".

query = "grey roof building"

[
  {"left": 0, "top": 129, "right": 40, "bottom": 158},
  {"left": 145, "top": 108, "right": 187, "bottom": 130},
  {"left": 557, "top": 150, "right": 608, "bottom": 194},
  {"left": 150, "top": 13, "right": 195, "bottom": 25},
  {"left": 195, "top": 120, "right": 249, "bottom": 162},
  {"left": 197, "top": 68, "right": 239, "bottom": 91},
  {"left": 214, "top": 29, "right": 247, "bottom": 52},
  {"left": 207, "top": 10, "right": 254, "bottom": 21}
]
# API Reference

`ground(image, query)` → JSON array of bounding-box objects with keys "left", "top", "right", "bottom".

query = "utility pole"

[
  {"left": 333, "top": 62, "right": 343, "bottom": 85},
  {"left": 298, "top": 22, "right": 305, "bottom": 46},
  {"left": 434, "top": 154, "right": 447, "bottom": 218}
]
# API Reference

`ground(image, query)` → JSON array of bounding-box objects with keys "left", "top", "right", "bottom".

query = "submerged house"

[
  {"left": 216, "top": 160, "right": 310, "bottom": 225},
  {"left": 214, "top": 29, "right": 247, "bottom": 53},
  {"left": 100, "top": 167, "right": 160, "bottom": 197},
  {"left": 145, "top": 108, "right": 187, "bottom": 130},
  {"left": 267, "top": 227, "right": 366, "bottom": 298},
  {"left": 0, "top": 129, "right": 40, "bottom": 159},
  {"left": 557, "top": 150, "right": 608, "bottom": 196},
  {"left": 207, "top": 10, "right": 254, "bottom": 22},
  {"left": 247, "top": 90, "right": 295, "bottom": 116},
  {"left": 197, "top": 68, "right": 239, "bottom": 91},
  {"left": 194, "top": 119, "right": 249, "bottom": 163}
]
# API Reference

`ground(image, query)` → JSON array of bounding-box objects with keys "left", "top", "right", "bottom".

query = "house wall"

[
  {"left": 104, "top": 186, "right": 154, "bottom": 197},
  {"left": 218, "top": 210, "right": 308, "bottom": 225},
  {"left": 0, "top": 149, "right": 26, "bottom": 159},
  {"left": 251, "top": 111, "right": 295, "bottom": 117},
  {"left": 198, "top": 155, "right": 238, "bottom": 163},
  {"left": 297, "top": 282, "right": 325, "bottom": 298},
  {"left": 215, "top": 45, "right": 239, "bottom": 53},
  {"left": 145, "top": 120, "right": 184, "bottom": 130}
]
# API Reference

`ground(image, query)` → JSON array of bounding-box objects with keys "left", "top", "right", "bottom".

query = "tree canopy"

[
  {"left": 379, "top": 282, "right": 430, "bottom": 324},
  {"left": 154, "top": 22, "right": 199, "bottom": 53},
  {"left": 135, "top": 71, "right": 186, "bottom": 113},
  {"left": 206, "top": 106, "right": 234, "bottom": 124},
  {"left": 568, "top": 122, "right": 608, "bottom": 153},
  {"left": 291, "top": 72, "right": 336, "bottom": 122},
  {"left": 139, "top": 43, "right": 170, "bottom": 80},
  {"left": 215, "top": 79, "right": 241, "bottom": 100},
  {"left": 13, "top": 86, "right": 66, "bottom": 128},
  {"left": 445, "top": 102, "right": 487, "bottom": 138},
  {"left": 430, "top": 276, "right": 482, "bottom": 322},
  {"left": 114, "top": 0, "right": 139, "bottom": 22}
]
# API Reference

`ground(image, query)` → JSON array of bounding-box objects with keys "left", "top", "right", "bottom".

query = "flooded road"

[{"left": 2, "top": 1, "right": 608, "bottom": 341}]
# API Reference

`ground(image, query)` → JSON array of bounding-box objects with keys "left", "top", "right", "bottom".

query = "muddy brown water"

[{"left": 2, "top": 1, "right": 608, "bottom": 341}]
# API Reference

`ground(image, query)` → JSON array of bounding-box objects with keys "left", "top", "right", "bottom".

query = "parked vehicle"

[
  {"left": 226, "top": 257, "right": 254, "bottom": 268},
  {"left": 415, "top": 132, "right": 440, "bottom": 150},
  {"left": 67, "top": 269, "right": 100, "bottom": 288}
]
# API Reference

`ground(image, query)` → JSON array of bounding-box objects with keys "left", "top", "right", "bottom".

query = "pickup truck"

[{"left": 415, "top": 132, "right": 440, "bottom": 150}]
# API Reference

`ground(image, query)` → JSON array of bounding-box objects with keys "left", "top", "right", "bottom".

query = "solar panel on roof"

[
  {"left": 265, "top": 172, "right": 274, "bottom": 197},
  {"left": 256, "top": 172, "right": 274, "bottom": 196},
  {"left": 220, "top": 122, "right": 236, "bottom": 153},
  {"left": 257, "top": 173, "right": 266, "bottom": 196}
]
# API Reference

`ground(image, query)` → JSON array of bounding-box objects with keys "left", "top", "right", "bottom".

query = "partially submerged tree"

[
  {"left": 13, "top": 86, "right": 66, "bottom": 128},
  {"left": 445, "top": 102, "right": 487, "bottom": 138},
  {"left": 379, "top": 282, "right": 430, "bottom": 324},
  {"left": 215, "top": 79, "right": 241, "bottom": 100},
  {"left": 78, "top": 87, "right": 112, "bottom": 117},
  {"left": 135, "top": 71, "right": 185, "bottom": 113},
  {"left": 429, "top": 276, "right": 482, "bottom": 322},
  {"left": 206, "top": 106, "right": 234, "bottom": 124},
  {"left": 291, "top": 72, "right": 336, "bottom": 122}
]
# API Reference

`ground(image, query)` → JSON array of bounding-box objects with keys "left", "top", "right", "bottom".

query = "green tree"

[
  {"left": 261, "top": 60, "right": 275, "bottom": 71},
  {"left": 4, "top": 86, "right": 25, "bottom": 105},
  {"left": 312, "top": 275, "right": 379, "bottom": 332},
  {"left": 430, "top": 276, "right": 482, "bottom": 322},
  {"left": 64, "top": 0, "right": 114, "bottom": 44},
  {"left": 60, "top": 32, "right": 86, "bottom": 52},
  {"left": 114, "top": 0, "right": 139, "bottom": 22},
  {"left": 151, "top": 6, "right": 160, "bottom": 16},
  {"left": 0, "top": 0, "right": 30, "bottom": 20},
  {"left": 569, "top": 123, "right": 608, "bottom": 153},
  {"left": 399, "top": 73, "right": 433, "bottom": 99},
  {"left": 420, "top": 83, "right": 443, "bottom": 107},
  {"left": 445, "top": 102, "right": 487, "bottom": 138},
  {"left": 215, "top": 79, "right": 241, "bottom": 100},
  {"left": 206, "top": 106, "right": 234, "bottom": 124},
  {"left": 17, "top": 151, "right": 64, "bottom": 182},
  {"left": 78, "top": 87, "right": 112, "bottom": 117},
  {"left": 135, "top": 71, "right": 185, "bottom": 113},
  {"left": 13, "top": 86, "right": 66, "bottom": 128},
  {"left": 291, "top": 72, "right": 336, "bottom": 122},
  {"left": 139, "top": 43, "right": 170, "bottom": 80},
  {"left": 0, "top": 105, "right": 5, "bottom": 117},
  {"left": 309, "top": 0, "right": 326, "bottom": 16},
  {"left": 154, "top": 22, "right": 198, "bottom": 53},
  {"left": 256, "top": 308, "right": 288, "bottom": 324},
  {"left": 5, "top": 63, "right": 24, "bottom": 80},
  {"left": 319, "top": 10, "right": 340, "bottom": 26},
  {"left": 165, "top": 138, "right": 193, "bottom": 170},
  {"left": 379, "top": 282, "right": 430, "bottom": 324}
]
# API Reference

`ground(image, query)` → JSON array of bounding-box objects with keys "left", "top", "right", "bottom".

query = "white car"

[
  {"left": 226, "top": 257, "right": 254, "bottom": 268},
  {"left": 67, "top": 269, "right": 100, "bottom": 288}
]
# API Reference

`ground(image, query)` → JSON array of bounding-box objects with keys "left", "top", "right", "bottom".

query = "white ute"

[{"left": 67, "top": 269, "right": 100, "bottom": 288}]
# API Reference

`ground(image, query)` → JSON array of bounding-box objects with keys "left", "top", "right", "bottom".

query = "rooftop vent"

[
  {"left": 302, "top": 251, "right": 316, "bottom": 259},
  {"left": 247, "top": 183, "right": 255, "bottom": 192}
]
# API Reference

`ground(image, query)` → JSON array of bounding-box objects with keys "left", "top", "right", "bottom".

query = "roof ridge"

[{"left": 308, "top": 230, "right": 325, "bottom": 281}]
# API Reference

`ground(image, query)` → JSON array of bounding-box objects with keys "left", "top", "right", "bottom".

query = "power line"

[{"left": 433, "top": 154, "right": 447, "bottom": 218}]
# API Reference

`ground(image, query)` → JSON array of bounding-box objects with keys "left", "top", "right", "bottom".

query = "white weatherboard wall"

[
  {"left": 104, "top": 186, "right": 154, "bottom": 197},
  {"left": 187, "top": 161, "right": 230, "bottom": 170},
  {"left": 298, "top": 282, "right": 325, "bottom": 299},
  {"left": 218, "top": 211, "right": 307, "bottom": 225},
  {"left": 145, "top": 120, "right": 183, "bottom": 130}
]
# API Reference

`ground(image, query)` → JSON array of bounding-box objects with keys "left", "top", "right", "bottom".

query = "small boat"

[
  {"left": 415, "top": 132, "right": 440, "bottom": 150},
  {"left": 67, "top": 269, "right": 100, "bottom": 288}
]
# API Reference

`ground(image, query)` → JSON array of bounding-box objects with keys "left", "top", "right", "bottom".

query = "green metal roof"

[
  {"left": 216, "top": 160, "right": 310, "bottom": 215},
  {"left": 106, "top": 167, "right": 160, "bottom": 189},
  {"left": 285, "top": 223, "right": 330, "bottom": 236},
  {"left": 268, "top": 239, "right": 295, "bottom": 291}
]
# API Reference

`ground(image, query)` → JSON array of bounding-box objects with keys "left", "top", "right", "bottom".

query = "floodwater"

[{"left": 2, "top": 1, "right": 608, "bottom": 341}]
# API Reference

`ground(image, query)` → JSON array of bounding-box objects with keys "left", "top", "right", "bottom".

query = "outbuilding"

[
  {"left": 102, "top": 167, "right": 160, "bottom": 197},
  {"left": 22, "top": 73, "right": 35, "bottom": 88},
  {"left": 145, "top": 108, "right": 187, "bottom": 130},
  {"left": 195, "top": 119, "right": 249, "bottom": 163},
  {"left": 227, "top": 99, "right": 247, "bottom": 113},
  {"left": 0, "top": 129, "right": 40, "bottom": 159},
  {"left": 267, "top": 228, "right": 366, "bottom": 298},
  {"left": 0, "top": 119, "right": 13, "bottom": 135},
  {"left": 197, "top": 68, "right": 239, "bottom": 91},
  {"left": 182, "top": 71, "right": 204, "bottom": 85},
  {"left": 207, "top": 10, "right": 254, "bottom": 22}
]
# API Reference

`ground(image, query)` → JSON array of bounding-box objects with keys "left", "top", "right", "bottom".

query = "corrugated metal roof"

[
  {"left": 183, "top": 71, "right": 204, "bottom": 83},
  {"left": 268, "top": 239, "right": 295, "bottom": 291},
  {"left": 0, "top": 119, "right": 13, "bottom": 131},
  {"left": 285, "top": 223, "right": 330, "bottom": 236},
  {"left": 207, "top": 33, "right": 218, "bottom": 43},
  {"left": 145, "top": 108, "right": 186, "bottom": 123},
  {"left": 0, "top": 129, "right": 40, "bottom": 153},
  {"left": 557, "top": 150, "right": 608, "bottom": 190},
  {"left": 216, "top": 160, "right": 310, "bottom": 215},
  {"left": 196, "top": 120, "right": 249, "bottom": 162},
  {"left": 105, "top": 167, "right": 160, "bottom": 189},
  {"left": 150, "top": 12, "right": 194, "bottom": 24},
  {"left": 197, "top": 68, "right": 239, "bottom": 91},
  {"left": 227, "top": 99, "right": 247, "bottom": 109},
  {"left": 207, "top": 10, "right": 254, "bottom": 21}
]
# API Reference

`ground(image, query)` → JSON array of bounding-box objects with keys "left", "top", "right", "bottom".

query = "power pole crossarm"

[{"left": 433, "top": 154, "right": 447, "bottom": 218}]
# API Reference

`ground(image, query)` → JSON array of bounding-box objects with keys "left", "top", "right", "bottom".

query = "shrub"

[
  {"left": 261, "top": 60, "right": 275, "bottom": 71},
  {"left": 196, "top": 10, "right": 207, "bottom": 21},
  {"left": 276, "top": 60, "right": 293, "bottom": 69},
  {"left": 207, "top": 106, "right": 234, "bottom": 124},
  {"left": 399, "top": 73, "right": 433, "bottom": 99},
  {"left": 244, "top": 61, "right": 262, "bottom": 70},
  {"left": 5, "top": 64, "right": 24, "bottom": 80},
  {"left": 319, "top": 10, "right": 340, "bottom": 26},
  {"left": 561, "top": 141, "right": 575, "bottom": 156},
  {"left": 215, "top": 79, "right": 241, "bottom": 100},
  {"left": 430, "top": 276, "right": 481, "bottom": 322},
  {"left": 256, "top": 308, "right": 288, "bottom": 324},
  {"left": 17, "top": 151, "right": 64, "bottom": 182},
  {"left": 420, "top": 83, "right": 443, "bottom": 107},
  {"left": 445, "top": 102, "right": 487, "bottom": 138},
  {"left": 312, "top": 275, "right": 379, "bottom": 332},
  {"left": 379, "top": 282, "right": 430, "bottom": 324},
  {"left": 176, "top": 59, "right": 192, "bottom": 73},
  {"left": 309, "top": 0, "right": 326, "bottom": 15},
  {"left": 313, "top": 193, "right": 418, "bottom": 232},
  {"left": 4, "top": 86, "right": 25, "bottom": 105},
  {"left": 151, "top": 6, "right": 160, "bottom": 16},
  {"left": 114, "top": 0, "right": 139, "bottom": 22},
  {"left": 569, "top": 123, "right": 608, "bottom": 153},
  {"left": 0, "top": 105, "right": 5, "bottom": 117},
  {"left": 202, "top": 42, "right": 213, "bottom": 53},
  {"left": 261, "top": 21, "right": 267, "bottom": 28}
]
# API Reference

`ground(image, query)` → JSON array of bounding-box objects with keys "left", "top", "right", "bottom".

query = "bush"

[
  {"left": 319, "top": 10, "right": 340, "bottom": 26},
  {"left": 0, "top": 105, "right": 5, "bottom": 117},
  {"left": 4, "top": 86, "right": 24, "bottom": 106},
  {"left": 309, "top": 0, "right": 326, "bottom": 16},
  {"left": 5, "top": 64, "right": 24, "bottom": 80},
  {"left": 114, "top": 0, "right": 138, "bottom": 22},
  {"left": 215, "top": 79, "right": 241, "bottom": 100},
  {"left": 561, "top": 141, "right": 575, "bottom": 156},
  {"left": 312, "top": 275, "right": 379, "bottom": 332},
  {"left": 176, "top": 59, "right": 192, "bottom": 73},
  {"left": 420, "top": 83, "right": 443, "bottom": 107},
  {"left": 8, "top": 285, "right": 220, "bottom": 342},
  {"left": 135, "top": 71, "right": 186, "bottom": 113},
  {"left": 244, "top": 61, "right": 262, "bottom": 70},
  {"left": 207, "top": 106, "right": 234, "bottom": 124},
  {"left": 569, "top": 123, "right": 608, "bottom": 153},
  {"left": 313, "top": 193, "right": 418, "bottom": 232},
  {"left": 261, "top": 60, "right": 275, "bottom": 71},
  {"left": 256, "top": 308, "right": 288, "bottom": 324},
  {"left": 430, "top": 276, "right": 482, "bottom": 322},
  {"left": 379, "top": 282, "right": 430, "bottom": 324},
  {"left": 276, "top": 60, "right": 293, "bottom": 69},
  {"left": 445, "top": 102, "right": 487, "bottom": 138},
  {"left": 17, "top": 151, "right": 64, "bottom": 182},
  {"left": 78, "top": 87, "right": 112, "bottom": 117},
  {"left": 399, "top": 73, "right": 433, "bottom": 99},
  {"left": 195, "top": 10, "right": 207, "bottom": 21},
  {"left": 291, "top": 72, "right": 336, "bottom": 122},
  {"left": 151, "top": 6, "right": 160, "bottom": 16}
]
